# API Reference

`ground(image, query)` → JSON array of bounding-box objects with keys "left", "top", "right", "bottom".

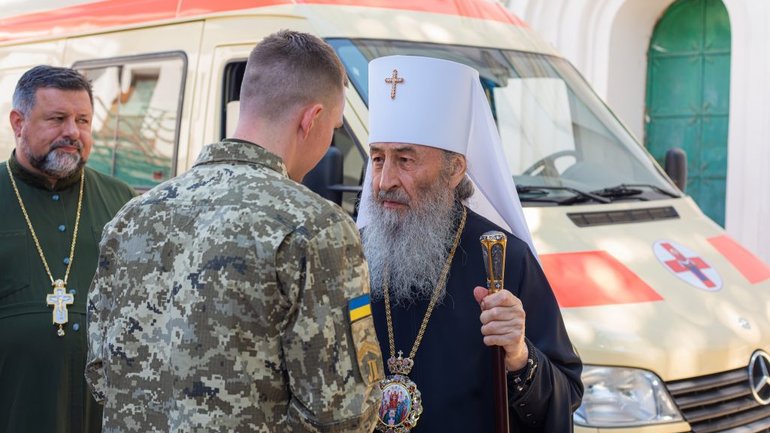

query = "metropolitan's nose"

[{"left": 376, "top": 157, "right": 401, "bottom": 192}]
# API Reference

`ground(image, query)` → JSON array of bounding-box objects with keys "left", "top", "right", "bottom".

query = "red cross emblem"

[{"left": 653, "top": 240, "right": 722, "bottom": 291}]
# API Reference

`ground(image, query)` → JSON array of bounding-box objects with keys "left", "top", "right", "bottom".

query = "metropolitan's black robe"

[{"left": 371, "top": 207, "right": 583, "bottom": 433}]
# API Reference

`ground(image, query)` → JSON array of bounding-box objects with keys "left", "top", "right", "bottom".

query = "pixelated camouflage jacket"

[{"left": 86, "top": 139, "right": 383, "bottom": 433}]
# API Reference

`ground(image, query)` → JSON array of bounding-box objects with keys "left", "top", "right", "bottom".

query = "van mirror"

[
  {"left": 664, "top": 147, "right": 688, "bottom": 193},
  {"left": 302, "top": 146, "right": 344, "bottom": 205}
]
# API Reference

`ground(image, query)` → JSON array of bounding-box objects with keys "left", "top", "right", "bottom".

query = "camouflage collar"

[{"left": 193, "top": 139, "right": 288, "bottom": 177}]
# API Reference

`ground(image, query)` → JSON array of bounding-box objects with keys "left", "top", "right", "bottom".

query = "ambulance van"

[{"left": 2, "top": 1, "right": 770, "bottom": 431}]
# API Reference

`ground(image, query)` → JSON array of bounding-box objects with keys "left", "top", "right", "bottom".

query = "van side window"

[
  {"left": 221, "top": 61, "right": 366, "bottom": 217},
  {"left": 76, "top": 53, "right": 186, "bottom": 191}
]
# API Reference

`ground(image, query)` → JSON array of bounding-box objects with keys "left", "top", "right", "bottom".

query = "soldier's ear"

[{"left": 298, "top": 103, "right": 323, "bottom": 141}]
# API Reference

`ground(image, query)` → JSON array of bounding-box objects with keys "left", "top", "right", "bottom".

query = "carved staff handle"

[{"left": 480, "top": 231, "right": 509, "bottom": 433}]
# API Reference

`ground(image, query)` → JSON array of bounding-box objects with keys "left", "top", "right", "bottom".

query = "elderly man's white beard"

[{"left": 361, "top": 183, "right": 461, "bottom": 306}]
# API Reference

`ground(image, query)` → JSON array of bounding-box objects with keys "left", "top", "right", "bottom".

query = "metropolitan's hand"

[{"left": 473, "top": 286, "right": 528, "bottom": 371}]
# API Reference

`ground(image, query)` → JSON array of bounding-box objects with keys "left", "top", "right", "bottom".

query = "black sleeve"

[{"left": 507, "top": 247, "right": 584, "bottom": 433}]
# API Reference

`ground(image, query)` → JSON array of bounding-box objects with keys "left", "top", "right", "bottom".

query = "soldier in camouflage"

[{"left": 86, "top": 30, "right": 383, "bottom": 433}]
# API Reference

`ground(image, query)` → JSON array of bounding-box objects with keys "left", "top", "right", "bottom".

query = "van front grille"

[{"left": 667, "top": 368, "right": 770, "bottom": 432}]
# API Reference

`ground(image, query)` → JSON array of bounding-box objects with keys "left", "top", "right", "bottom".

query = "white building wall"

[
  {"left": 720, "top": 0, "right": 770, "bottom": 263},
  {"left": 507, "top": 0, "right": 770, "bottom": 262}
]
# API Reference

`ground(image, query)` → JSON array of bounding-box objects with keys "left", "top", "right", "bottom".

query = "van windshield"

[{"left": 329, "top": 39, "right": 679, "bottom": 205}]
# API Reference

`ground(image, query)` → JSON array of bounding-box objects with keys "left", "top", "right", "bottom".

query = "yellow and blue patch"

[{"left": 348, "top": 294, "right": 372, "bottom": 322}]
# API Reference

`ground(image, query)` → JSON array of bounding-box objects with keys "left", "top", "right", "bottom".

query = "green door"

[{"left": 645, "top": 0, "right": 731, "bottom": 226}]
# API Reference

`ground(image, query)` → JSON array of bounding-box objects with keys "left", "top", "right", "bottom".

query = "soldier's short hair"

[
  {"left": 240, "top": 30, "right": 348, "bottom": 121},
  {"left": 13, "top": 65, "right": 93, "bottom": 115}
]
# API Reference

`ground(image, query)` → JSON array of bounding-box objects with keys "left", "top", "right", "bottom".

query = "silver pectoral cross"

[{"left": 46, "top": 279, "right": 74, "bottom": 336}]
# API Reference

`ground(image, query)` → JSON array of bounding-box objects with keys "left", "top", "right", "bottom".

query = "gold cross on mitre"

[
  {"left": 384, "top": 69, "right": 404, "bottom": 99},
  {"left": 46, "top": 279, "right": 74, "bottom": 336}
]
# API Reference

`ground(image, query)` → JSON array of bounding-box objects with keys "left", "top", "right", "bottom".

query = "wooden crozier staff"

[{"left": 480, "top": 231, "right": 509, "bottom": 433}]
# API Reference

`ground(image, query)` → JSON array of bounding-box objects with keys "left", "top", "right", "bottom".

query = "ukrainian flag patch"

[{"left": 348, "top": 294, "right": 372, "bottom": 322}]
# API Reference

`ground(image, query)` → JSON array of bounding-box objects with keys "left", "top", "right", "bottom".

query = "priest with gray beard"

[{"left": 358, "top": 56, "right": 583, "bottom": 433}]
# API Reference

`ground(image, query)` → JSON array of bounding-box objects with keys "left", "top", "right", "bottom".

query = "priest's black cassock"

[{"left": 370, "top": 206, "right": 583, "bottom": 433}]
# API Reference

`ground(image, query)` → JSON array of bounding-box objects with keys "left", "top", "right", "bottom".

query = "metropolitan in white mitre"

[{"left": 358, "top": 55, "right": 583, "bottom": 433}]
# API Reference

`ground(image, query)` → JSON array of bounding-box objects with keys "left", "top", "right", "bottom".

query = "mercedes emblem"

[{"left": 749, "top": 350, "right": 770, "bottom": 405}]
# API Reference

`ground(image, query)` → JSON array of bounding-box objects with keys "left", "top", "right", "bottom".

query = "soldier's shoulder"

[{"left": 268, "top": 177, "right": 354, "bottom": 236}]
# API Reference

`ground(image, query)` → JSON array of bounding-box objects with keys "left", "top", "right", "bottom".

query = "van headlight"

[{"left": 574, "top": 366, "right": 684, "bottom": 427}]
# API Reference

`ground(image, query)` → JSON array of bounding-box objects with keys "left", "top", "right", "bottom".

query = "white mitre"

[{"left": 356, "top": 55, "right": 539, "bottom": 260}]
